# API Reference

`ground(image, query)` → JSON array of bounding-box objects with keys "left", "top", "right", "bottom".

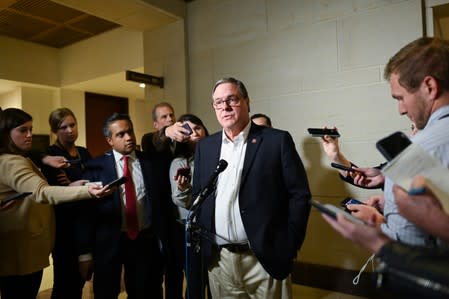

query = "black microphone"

[{"left": 188, "top": 159, "right": 228, "bottom": 219}]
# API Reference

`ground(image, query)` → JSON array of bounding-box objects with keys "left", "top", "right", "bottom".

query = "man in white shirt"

[{"left": 192, "top": 77, "right": 311, "bottom": 298}]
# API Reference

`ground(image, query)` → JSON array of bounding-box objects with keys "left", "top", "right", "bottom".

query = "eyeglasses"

[{"left": 212, "top": 96, "right": 242, "bottom": 110}]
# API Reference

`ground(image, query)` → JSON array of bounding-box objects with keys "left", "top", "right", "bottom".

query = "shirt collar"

[
  {"left": 424, "top": 105, "right": 449, "bottom": 129},
  {"left": 112, "top": 149, "right": 137, "bottom": 162},
  {"left": 221, "top": 121, "right": 251, "bottom": 144}
]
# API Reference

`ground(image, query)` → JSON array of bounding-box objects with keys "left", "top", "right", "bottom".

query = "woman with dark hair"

[
  {"left": 169, "top": 114, "right": 209, "bottom": 216},
  {"left": 0, "top": 108, "right": 107, "bottom": 299},
  {"left": 41, "top": 108, "right": 91, "bottom": 299},
  {"left": 168, "top": 114, "right": 210, "bottom": 298}
]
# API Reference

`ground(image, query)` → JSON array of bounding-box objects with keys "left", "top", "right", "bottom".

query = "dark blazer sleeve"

[
  {"left": 138, "top": 150, "right": 173, "bottom": 249},
  {"left": 77, "top": 154, "right": 119, "bottom": 256}
]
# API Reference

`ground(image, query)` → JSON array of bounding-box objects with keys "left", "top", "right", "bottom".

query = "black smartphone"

[
  {"left": 105, "top": 176, "right": 128, "bottom": 188},
  {"left": 1, "top": 192, "right": 32, "bottom": 205},
  {"left": 376, "top": 131, "right": 411, "bottom": 161},
  {"left": 182, "top": 123, "right": 193, "bottom": 135},
  {"left": 340, "top": 197, "right": 365, "bottom": 212},
  {"left": 175, "top": 167, "right": 191, "bottom": 179},
  {"left": 330, "top": 162, "right": 354, "bottom": 172},
  {"left": 310, "top": 199, "right": 367, "bottom": 225},
  {"left": 307, "top": 128, "right": 340, "bottom": 137},
  {"left": 66, "top": 159, "right": 82, "bottom": 165}
]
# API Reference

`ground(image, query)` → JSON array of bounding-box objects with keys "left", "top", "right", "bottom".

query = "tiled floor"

[
  {"left": 37, "top": 282, "right": 367, "bottom": 299},
  {"left": 36, "top": 261, "right": 367, "bottom": 299}
]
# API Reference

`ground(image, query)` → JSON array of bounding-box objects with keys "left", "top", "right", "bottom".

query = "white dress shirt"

[
  {"left": 215, "top": 121, "right": 251, "bottom": 244},
  {"left": 112, "top": 150, "right": 150, "bottom": 231}
]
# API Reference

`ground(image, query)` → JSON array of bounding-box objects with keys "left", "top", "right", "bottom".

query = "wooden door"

[{"left": 85, "top": 92, "right": 128, "bottom": 158}]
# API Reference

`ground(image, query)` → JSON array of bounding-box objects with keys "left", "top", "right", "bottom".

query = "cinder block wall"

[{"left": 186, "top": 0, "right": 422, "bottom": 270}]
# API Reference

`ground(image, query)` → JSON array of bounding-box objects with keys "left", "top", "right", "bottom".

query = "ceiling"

[
  {"left": 0, "top": 0, "right": 186, "bottom": 99},
  {"left": 0, "top": 0, "right": 120, "bottom": 48}
]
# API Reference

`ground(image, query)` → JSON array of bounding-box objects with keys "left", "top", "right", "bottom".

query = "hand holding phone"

[
  {"left": 1, "top": 192, "right": 32, "bottom": 206},
  {"left": 66, "top": 159, "right": 82, "bottom": 165},
  {"left": 182, "top": 123, "right": 193, "bottom": 135},
  {"left": 105, "top": 176, "right": 128, "bottom": 189},
  {"left": 175, "top": 167, "right": 191, "bottom": 180},
  {"left": 307, "top": 128, "right": 340, "bottom": 138},
  {"left": 311, "top": 199, "right": 367, "bottom": 225},
  {"left": 340, "top": 197, "right": 365, "bottom": 212}
]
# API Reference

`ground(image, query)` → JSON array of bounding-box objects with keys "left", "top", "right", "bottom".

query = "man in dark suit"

[
  {"left": 78, "top": 113, "right": 171, "bottom": 299},
  {"left": 140, "top": 102, "right": 189, "bottom": 156},
  {"left": 192, "top": 77, "right": 311, "bottom": 298},
  {"left": 140, "top": 102, "right": 190, "bottom": 299}
]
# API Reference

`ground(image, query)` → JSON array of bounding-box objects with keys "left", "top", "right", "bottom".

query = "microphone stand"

[
  {"left": 185, "top": 159, "right": 227, "bottom": 299},
  {"left": 185, "top": 178, "right": 218, "bottom": 299}
]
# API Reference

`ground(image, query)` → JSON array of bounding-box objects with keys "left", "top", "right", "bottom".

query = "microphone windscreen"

[{"left": 217, "top": 159, "right": 228, "bottom": 172}]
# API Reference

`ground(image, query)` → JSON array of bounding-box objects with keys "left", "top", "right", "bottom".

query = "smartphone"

[
  {"left": 376, "top": 131, "right": 411, "bottom": 161},
  {"left": 307, "top": 128, "right": 340, "bottom": 137},
  {"left": 330, "top": 162, "right": 354, "bottom": 172},
  {"left": 182, "top": 123, "right": 193, "bottom": 135},
  {"left": 1, "top": 192, "right": 32, "bottom": 205},
  {"left": 66, "top": 159, "right": 82, "bottom": 165},
  {"left": 310, "top": 199, "right": 367, "bottom": 225},
  {"left": 340, "top": 197, "right": 365, "bottom": 212},
  {"left": 175, "top": 167, "right": 191, "bottom": 179},
  {"left": 105, "top": 176, "right": 128, "bottom": 188}
]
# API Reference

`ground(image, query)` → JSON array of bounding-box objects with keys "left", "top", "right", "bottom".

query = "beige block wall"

[
  {"left": 143, "top": 19, "right": 188, "bottom": 123},
  {"left": 59, "top": 27, "right": 144, "bottom": 85},
  {"left": 0, "top": 0, "right": 437, "bottom": 293},
  {"left": 0, "top": 36, "right": 60, "bottom": 86},
  {"left": 187, "top": 0, "right": 422, "bottom": 270}
]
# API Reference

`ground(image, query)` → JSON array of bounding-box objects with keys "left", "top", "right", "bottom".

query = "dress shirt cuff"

[{"left": 78, "top": 253, "right": 93, "bottom": 262}]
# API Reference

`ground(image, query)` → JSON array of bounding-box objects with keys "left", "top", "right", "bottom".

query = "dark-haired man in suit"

[
  {"left": 192, "top": 77, "right": 311, "bottom": 298},
  {"left": 78, "top": 113, "right": 171, "bottom": 299}
]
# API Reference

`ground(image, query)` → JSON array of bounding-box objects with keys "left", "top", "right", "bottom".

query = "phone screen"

[
  {"left": 307, "top": 128, "right": 340, "bottom": 137},
  {"left": 1, "top": 192, "right": 32, "bottom": 205},
  {"left": 376, "top": 131, "right": 411, "bottom": 161},
  {"left": 106, "top": 176, "right": 128, "bottom": 188},
  {"left": 340, "top": 197, "right": 364, "bottom": 212},
  {"left": 182, "top": 123, "right": 193, "bottom": 135},
  {"left": 311, "top": 199, "right": 367, "bottom": 225},
  {"left": 175, "top": 167, "right": 191, "bottom": 179},
  {"left": 330, "top": 162, "right": 353, "bottom": 172}
]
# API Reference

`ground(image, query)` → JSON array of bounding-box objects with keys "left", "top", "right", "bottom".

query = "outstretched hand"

[
  {"left": 87, "top": 184, "right": 114, "bottom": 199},
  {"left": 346, "top": 204, "right": 384, "bottom": 227},
  {"left": 393, "top": 176, "right": 449, "bottom": 242},
  {"left": 351, "top": 167, "right": 385, "bottom": 188},
  {"left": 322, "top": 213, "right": 390, "bottom": 253},
  {"left": 42, "top": 155, "right": 70, "bottom": 169},
  {"left": 165, "top": 122, "right": 191, "bottom": 143}
]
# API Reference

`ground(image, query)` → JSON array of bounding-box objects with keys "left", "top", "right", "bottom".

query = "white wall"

[
  {"left": 0, "top": 88, "right": 22, "bottom": 109},
  {"left": 0, "top": 36, "right": 60, "bottom": 86},
  {"left": 21, "top": 86, "right": 59, "bottom": 135},
  {"left": 143, "top": 19, "right": 188, "bottom": 127},
  {"left": 187, "top": 0, "right": 423, "bottom": 270},
  {"left": 59, "top": 89, "right": 87, "bottom": 146},
  {"left": 60, "top": 27, "right": 144, "bottom": 85}
]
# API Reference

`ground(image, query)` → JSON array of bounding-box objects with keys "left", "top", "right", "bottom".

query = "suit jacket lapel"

[
  {"left": 241, "top": 124, "right": 263, "bottom": 187},
  {"left": 104, "top": 151, "right": 118, "bottom": 182},
  {"left": 210, "top": 134, "right": 222, "bottom": 172}
]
